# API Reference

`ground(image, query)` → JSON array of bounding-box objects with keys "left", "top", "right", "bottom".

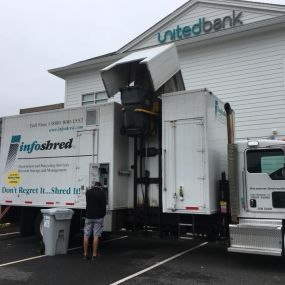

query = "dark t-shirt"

[{"left": 85, "top": 187, "right": 106, "bottom": 219}]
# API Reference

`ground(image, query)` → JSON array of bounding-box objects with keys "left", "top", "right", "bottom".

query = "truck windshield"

[{"left": 246, "top": 148, "right": 285, "bottom": 179}]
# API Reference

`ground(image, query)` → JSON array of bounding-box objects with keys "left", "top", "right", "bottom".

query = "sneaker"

[
  {"left": 82, "top": 255, "right": 89, "bottom": 260},
  {"left": 91, "top": 255, "right": 100, "bottom": 261}
]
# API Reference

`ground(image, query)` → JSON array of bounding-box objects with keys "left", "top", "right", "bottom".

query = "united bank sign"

[{"left": 157, "top": 10, "right": 243, "bottom": 43}]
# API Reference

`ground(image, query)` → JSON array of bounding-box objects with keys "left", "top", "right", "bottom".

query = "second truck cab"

[{"left": 229, "top": 139, "right": 285, "bottom": 256}]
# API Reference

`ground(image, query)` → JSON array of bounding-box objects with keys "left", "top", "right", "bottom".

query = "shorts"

[{"left": 84, "top": 218, "right": 104, "bottom": 237}]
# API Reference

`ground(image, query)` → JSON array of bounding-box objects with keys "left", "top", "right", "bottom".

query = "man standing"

[{"left": 83, "top": 181, "right": 106, "bottom": 260}]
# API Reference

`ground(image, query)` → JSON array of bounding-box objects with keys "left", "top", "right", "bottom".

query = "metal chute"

[{"left": 101, "top": 43, "right": 184, "bottom": 98}]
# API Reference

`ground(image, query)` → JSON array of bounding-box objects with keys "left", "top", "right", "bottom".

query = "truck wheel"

[{"left": 34, "top": 212, "right": 44, "bottom": 240}]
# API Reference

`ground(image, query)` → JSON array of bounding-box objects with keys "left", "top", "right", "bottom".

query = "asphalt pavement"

[{"left": 0, "top": 233, "right": 285, "bottom": 285}]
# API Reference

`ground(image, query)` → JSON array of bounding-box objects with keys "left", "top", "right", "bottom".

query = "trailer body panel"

[
  {"left": 0, "top": 103, "right": 129, "bottom": 214},
  {"left": 162, "top": 89, "right": 227, "bottom": 214}
]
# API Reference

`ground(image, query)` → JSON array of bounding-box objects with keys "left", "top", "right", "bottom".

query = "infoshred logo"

[
  {"left": 5, "top": 135, "right": 21, "bottom": 171},
  {"left": 19, "top": 138, "right": 73, "bottom": 154},
  {"left": 5, "top": 135, "right": 73, "bottom": 172},
  {"left": 157, "top": 10, "right": 243, "bottom": 43},
  {"left": 215, "top": 100, "right": 226, "bottom": 124}
]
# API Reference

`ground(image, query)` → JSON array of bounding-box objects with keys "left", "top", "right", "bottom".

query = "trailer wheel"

[
  {"left": 34, "top": 212, "right": 44, "bottom": 240},
  {"left": 20, "top": 207, "right": 38, "bottom": 236}
]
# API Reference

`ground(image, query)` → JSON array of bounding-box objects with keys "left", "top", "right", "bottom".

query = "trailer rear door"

[{"left": 163, "top": 118, "right": 205, "bottom": 213}]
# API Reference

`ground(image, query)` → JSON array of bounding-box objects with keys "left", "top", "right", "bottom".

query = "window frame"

[
  {"left": 81, "top": 91, "right": 108, "bottom": 106},
  {"left": 95, "top": 91, "right": 108, "bottom": 104},
  {"left": 246, "top": 147, "right": 285, "bottom": 179}
]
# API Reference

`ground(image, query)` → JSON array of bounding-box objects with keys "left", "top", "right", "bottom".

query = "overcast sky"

[{"left": 0, "top": 0, "right": 284, "bottom": 117}]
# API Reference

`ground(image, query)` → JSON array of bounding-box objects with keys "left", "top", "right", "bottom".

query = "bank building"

[{"left": 49, "top": 0, "right": 285, "bottom": 139}]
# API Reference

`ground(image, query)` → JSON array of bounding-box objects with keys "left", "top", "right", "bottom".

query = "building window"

[
  {"left": 82, "top": 91, "right": 108, "bottom": 106},
  {"left": 95, "top": 91, "right": 108, "bottom": 104},
  {"left": 82, "top": 93, "right": 95, "bottom": 106}
]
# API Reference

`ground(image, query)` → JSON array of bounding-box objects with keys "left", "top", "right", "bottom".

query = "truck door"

[
  {"left": 245, "top": 147, "right": 285, "bottom": 213},
  {"left": 164, "top": 118, "right": 205, "bottom": 212},
  {"left": 228, "top": 146, "right": 285, "bottom": 256},
  {"left": 77, "top": 130, "right": 98, "bottom": 188}
]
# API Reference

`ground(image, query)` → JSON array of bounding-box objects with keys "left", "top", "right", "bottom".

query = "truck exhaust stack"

[{"left": 224, "top": 102, "right": 235, "bottom": 145}]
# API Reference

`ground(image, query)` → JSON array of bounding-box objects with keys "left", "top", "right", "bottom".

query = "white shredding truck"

[
  {"left": 1, "top": 43, "right": 285, "bottom": 256},
  {"left": 0, "top": 103, "right": 129, "bottom": 234}
]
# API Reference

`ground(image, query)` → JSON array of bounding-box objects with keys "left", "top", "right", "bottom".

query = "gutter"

[{"left": 48, "top": 52, "right": 124, "bottom": 79}]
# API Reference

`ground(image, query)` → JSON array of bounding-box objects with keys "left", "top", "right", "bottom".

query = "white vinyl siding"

[
  {"left": 283, "top": 58, "right": 285, "bottom": 90},
  {"left": 131, "top": 3, "right": 283, "bottom": 51},
  {"left": 64, "top": 28, "right": 285, "bottom": 139},
  {"left": 62, "top": 2, "right": 285, "bottom": 141},
  {"left": 178, "top": 28, "right": 285, "bottom": 139},
  {"left": 65, "top": 69, "right": 107, "bottom": 108}
]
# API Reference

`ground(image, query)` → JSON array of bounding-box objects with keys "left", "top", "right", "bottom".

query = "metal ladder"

[{"left": 178, "top": 215, "right": 196, "bottom": 239}]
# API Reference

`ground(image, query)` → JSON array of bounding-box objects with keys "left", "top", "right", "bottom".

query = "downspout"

[
  {"left": 92, "top": 130, "right": 96, "bottom": 163},
  {"left": 158, "top": 103, "right": 163, "bottom": 237}
]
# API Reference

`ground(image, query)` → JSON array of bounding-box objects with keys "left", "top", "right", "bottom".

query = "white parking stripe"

[
  {"left": 0, "top": 255, "right": 46, "bottom": 268},
  {"left": 0, "top": 231, "right": 20, "bottom": 237},
  {"left": 0, "top": 235, "right": 128, "bottom": 267},
  {"left": 109, "top": 241, "right": 208, "bottom": 285},
  {"left": 68, "top": 235, "right": 128, "bottom": 251}
]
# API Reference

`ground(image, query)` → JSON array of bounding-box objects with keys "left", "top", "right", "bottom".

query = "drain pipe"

[{"left": 224, "top": 103, "right": 239, "bottom": 224}]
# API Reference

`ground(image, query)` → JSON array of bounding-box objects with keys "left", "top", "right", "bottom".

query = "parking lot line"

[
  {"left": 0, "top": 255, "right": 46, "bottom": 268},
  {"left": 0, "top": 231, "right": 20, "bottom": 237},
  {"left": 68, "top": 235, "right": 128, "bottom": 251},
  {"left": 0, "top": 235, "right": 128, "bottom": 268},
  {"left": 109, "top": 241, "right": 208, "bottom": 285}
]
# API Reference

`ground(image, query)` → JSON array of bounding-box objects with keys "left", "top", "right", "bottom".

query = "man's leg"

[
  {"left": 92, "top": 236, "right": 99, "bottom": 257},
  {"left": 83, "top": 219, "right": 92, "bottom": 258},
  {"left": 92, "top": 218, "right": 104, "bottom": 257},
  {"left": 83, "top": 236, "right": 89, "bottom": 257}
]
